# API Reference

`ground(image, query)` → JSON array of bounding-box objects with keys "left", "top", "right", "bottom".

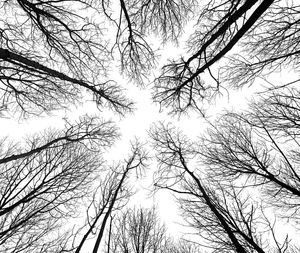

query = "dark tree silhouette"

[
  {"left": 2, "top": 1, "right": 300, "bottom": 252},
  {"left": 164, "top": 240, "right": 203, "bottom": 253},
  {"left": 199, "top": 87, "right": 300, "bottom": 219},
  {"left": 150, "top": 122, "right": 295, "bottom": 253},
  {"left": 2, "top": 0, "right": 299, "bottom": 117},
  {"left": 106, "top": 206, "right": 201, "bottom": 253},
  {"left": 0, "top": 0, "right": 133, "bottom": 117},
  {"left": 115, "top": 0, "right": 196, "bottom": 85},
  {"left": 0, "top": 116, "right": 118, "bottom": 252},
  {"left": 107, "top": 207, "right": 168, "bottom": 253},
  {"left": 153, "top": 0, "right": 300, "bottom": 115},
  {"left": 0, "top": 126, "right": 149, "bottom": 253},
  {"left": 0, "top": 0, "right": 196, "bottom": 118},
  {"left": 69, "top": 141, "right": 148, "bottom": 253},
  {"left": 221, "top": 1, "right": 300, "bottom": 89}
]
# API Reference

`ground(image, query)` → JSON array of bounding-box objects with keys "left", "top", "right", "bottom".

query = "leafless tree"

[
  {"left": 198, "top": 87, "right": 300, "bottom": 220},
  {"left": 106, "top": 206, "right": 174, "bottom": 253},
  {"left": 164, "top": 239, "right": 204, "bottom": 253},
  {"left": 0, "top": 115, "right": 118, "bottom": 253},
  {"left": 4, "top": 1, "right": 300, "bottom": 253},
  {"left": 0, "top": 0, "right": 197, "bottom": 118},
  {"left": 106, "top": 205, "right": 204, "bottom": 253},
  {"left": 0, "top": 0, "right": 133, "bottom": 118},
  {"left": 3, "top": 0, "right": 299, "bottom": 117},
  {"left": 221, "top": 1, "right": 300, "bottom": 89},
  {"left": 152, "top": 0, "right": 300, "bottom": 115},
  {"left": 114, "top": 0, "right": 196, "bottom": 85},
  {"left": 150, "top": 123, "right": 295, "bottom": 253},
  {"left": 77, "top": 142, "right": 148, "bottom": 253}
]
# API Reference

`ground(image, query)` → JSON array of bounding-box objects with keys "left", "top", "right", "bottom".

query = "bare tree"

[
  {"left": 55, "top": 141, "right": 148, "bottom": 253},
  {"left": 3, "top": 1, "right": 300, "bottom": 253},
  {"left": 0, "top": 0, "right": 134, "bottom": 117},
  {"left": 150, "top": 123, "right": 294, "bottom": 253},
  {"left": 2, "top": 0, "right": 299, "bottom": 117},
  {"left": 164, "top": 239, "right": 204, "bottom": 253},
  {"left": 0, "top": 115, "right": 118, "bottom": 253},
  {"left": 152, "top": 0, "right": 300, "bottom": 115},
  {"left": 106, "top": 206, "right": 171, "bottom": 253},
  {"left": 199, "top": 87, "right": 300, "bottom": 219},
  {"left": 221, "top": 1, "right": 300, "bottom": 89},
  {"left": 90, "top": 142, "right": 148, "bottom": 253},
  {"left": 114, "top": 0, "right": 196, "bottom": 85},
  {"left": 106, "top": 205, "right": 204, "bottom": 253},
  {"left": 0, "top": 0, "right": 197, "bottom": 118}
]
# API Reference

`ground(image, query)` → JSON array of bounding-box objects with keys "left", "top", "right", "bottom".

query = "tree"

[
  {"left": 106, "top": 206, "right": 201, "bottom": 253},
  {"left": 0, "top": 0, "right": 132, "bottom": 117},
  {"left": 2, "top": 0, "right": 300, "bottom": 117},
  {"left": 90, "top": 143, "right": 148, "bottom": 253},
  {"left": 164, "top": 240, "right": 203, "bottom": 253},
  {"left": 0, "top": 123, "right": 148, "bottom": 253},
  {"left": 153, "top": 0, "right": 300, "bottom": 115},
  {"left": 150, "top": 122, "right": 296, "bottom": 252},
  {"left": 115, "top": 0, "right": 196, "bottom": 85},
  {"left": 107, "top": 206, "right": 168, "bottom": 253},
  {"left": 199, "top": 87, "right": 300, "bottom": 220},
  {"left": 0, "top": 115, "right": 118, "bottom": 252},
  {"left": 65, "top": 141, "right": 148, "bottom": 253},
  {"left": 3, "top": 0, "right": 300, "bottom": 252},
  {"left": 0, "top": 0, "right": 196, "bottom": 118}
]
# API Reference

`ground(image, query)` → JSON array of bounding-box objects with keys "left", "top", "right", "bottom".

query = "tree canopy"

[{"left": 1, "top": 0, "right": 300, "bottom": 252}]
